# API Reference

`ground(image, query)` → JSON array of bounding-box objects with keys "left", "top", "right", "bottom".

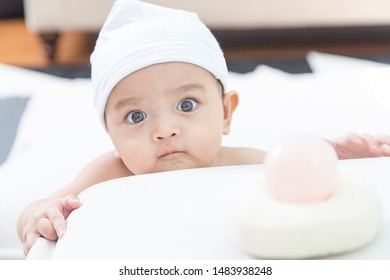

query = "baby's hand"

[
  {"left": 19, "top": 194, "right": 81, "bottom": 256},
  {"left": 329, "top": 133, "right": 390, "bottom": 160}
]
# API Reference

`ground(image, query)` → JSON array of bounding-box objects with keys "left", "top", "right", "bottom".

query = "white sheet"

[
  {"left": 1, "top": 52, "right": 390, "bottom": 259},
  {"left": 28, "top": 158, "right": 390, "bottom": 260}
]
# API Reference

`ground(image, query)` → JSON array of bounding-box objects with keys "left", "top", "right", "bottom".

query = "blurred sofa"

[
  {"left": 23, "top": 0, "right": 390, "bottom": 31},
  {"left": 23, "top": 0, "right": 390, "bottom": 60}
]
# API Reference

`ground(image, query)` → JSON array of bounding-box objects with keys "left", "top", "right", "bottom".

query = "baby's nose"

[{"left": 152, "top": 123, "right": 180, "bottom": 141}]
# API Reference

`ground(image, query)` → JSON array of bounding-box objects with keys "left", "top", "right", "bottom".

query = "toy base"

[{"left": 232, "top": 174, "right": 383, "bottom": 259}]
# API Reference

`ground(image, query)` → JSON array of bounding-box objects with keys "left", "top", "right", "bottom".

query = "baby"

[{"left": 17, "top": 0, "right": 390, "bottom": 256}]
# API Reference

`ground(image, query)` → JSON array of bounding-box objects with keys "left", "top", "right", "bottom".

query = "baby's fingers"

[
  {"left": 361, "top": 133, "right": 385, "bottom": 157},
  {"left": 61, "top": 195, "right": 81, "bottom": 218},
  {"left": 376, "top": 134, "right": 390, "bottom": 154},
  {"left": 381, "top": 144, "right": 390, "bottom": 155},
  {"left": 37, "top": 217, "right": 58, "bottom": 240},
  {"left": 24, "top": 232, "right": 39, "bottom": 256},
  {"left": 24, "top": 218, "right": 57, "bottom": 256},
  {"left": 376, "top": 133, "right": 390, "bottom": 143},
  {"left": 46, "top": 210, "right": 67, "bottom": 238}
]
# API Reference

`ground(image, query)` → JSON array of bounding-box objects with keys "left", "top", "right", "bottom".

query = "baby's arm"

[
  {"left": 17, "top": 151, "right": 132, "bottom": 255},
  {"left": 328, "top": 133, "right": 390, "bottom": 159}
]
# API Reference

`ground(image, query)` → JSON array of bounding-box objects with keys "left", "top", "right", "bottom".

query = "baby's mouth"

[{"left": 159, "top": 149, "right": 184, "bottom": 158}]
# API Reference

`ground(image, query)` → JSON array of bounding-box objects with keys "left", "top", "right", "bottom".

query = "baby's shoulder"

[{"left": 86, "top": 151, "right": 134, "bottom": 180}]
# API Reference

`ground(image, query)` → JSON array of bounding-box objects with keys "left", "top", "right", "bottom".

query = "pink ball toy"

[{"left": 264, "top": 134, "right": 339, "bottom": 203}]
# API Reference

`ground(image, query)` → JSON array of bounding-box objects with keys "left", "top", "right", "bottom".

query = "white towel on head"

[{"left": 91, "top": 0, "right": 228, "bottom": 129}]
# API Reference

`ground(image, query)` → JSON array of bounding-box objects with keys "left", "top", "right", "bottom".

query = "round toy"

[{"left": 264, "top": 135, "right": 338, "bottom": 203}]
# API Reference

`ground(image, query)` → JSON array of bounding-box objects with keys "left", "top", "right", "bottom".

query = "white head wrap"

[{"left": 91, "top": 0, "right": 228, "bottom": 128}]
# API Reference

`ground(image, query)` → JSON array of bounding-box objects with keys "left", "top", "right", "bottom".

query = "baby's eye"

[
  {"left": 177, "top": 98, "right": 198, "bottom": 112},
  {"left": 126, "top": 110, "right": 147, "bottom": 124}
]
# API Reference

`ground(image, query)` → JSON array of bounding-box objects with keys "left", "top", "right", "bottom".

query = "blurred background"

[{"left": 1, "top": 0, "right": 390, "bottom": 76}]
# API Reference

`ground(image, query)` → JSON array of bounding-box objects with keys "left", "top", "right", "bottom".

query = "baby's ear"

[
  {"left": 222, "top": 90, "right": 239, "bottom": 135},
  {"left": 113, "top": 150, "right": 121, "bottom": 159}
]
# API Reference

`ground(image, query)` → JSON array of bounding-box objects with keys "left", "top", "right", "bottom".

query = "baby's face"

[{"left": 105, "top": 62, "right": 236, "bottom": 174}]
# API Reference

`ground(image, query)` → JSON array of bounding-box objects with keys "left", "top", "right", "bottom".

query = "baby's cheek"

[{"left": 120, "top": 146, "right": 155, "bottom": 175}]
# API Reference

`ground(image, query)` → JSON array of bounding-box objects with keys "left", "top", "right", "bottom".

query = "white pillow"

[
  {"left": 28, "top": 158, "right": 390, "bottom": 260},
  {"left": 225, "top": 63, "right": 390, "bottom": 151}
]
